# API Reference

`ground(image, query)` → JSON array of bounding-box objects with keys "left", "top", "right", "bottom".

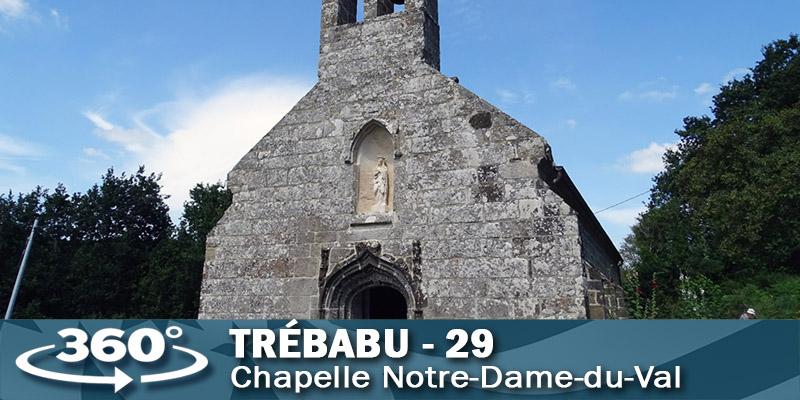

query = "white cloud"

[
  {"left": 496, "top": 88, "right": 535, "bottom": 104},
  {"left": 0, "top": 134, "right": 41, "bottom": 157},
  {"left": 550, "top": 77, "right": 576, "bottom": 91},
  {"left": 0, "top": 0, "right": 27, "bottom": 18},
  {"left": 86, "top": 74, "right": 311, "bottom": 215},
  {"left": 84, "top": 112, "right": 114, "bottom": 130},
  {"left": 0, "top": 161, "right": 25, "bottom": 174},
  {"left": 0, "top": 133, "right": 42, "bottom": 174},
  {"left": 565, "top": 119, "right": 577, "bottom": 129},
  {"left": 0, "top": 2, "right": 69, "bottom": 31},
  {"left": 83, "top": 147, "right": 110, "bottom": 160},
  {"left": 49, "top": 8, "right": 68, "bottom": 29},
  {"left": 619, "top": 77, "right": 679, "bottom": 102},
  {"left": 84, "top": 111, "right": 163, "bottom": 153},
  {"left": 620, "top": 142, "right": 676, "bottom": 174},
  {"left": 496, "top": 89, "right": 518, "bottom": 103},
  {"left": 723, "top": 67, "right": 749, "bottom": 83},
  {"left": 693, "top": 68, "right": 751, "bottom": 106},
  {"left": 619, "top": 86, "right": 677, "bottom": 102},
  {"left": 642, "top": 87, "right": 677, "bottom": 101},
  {"left": 694, "top": 82, "right": 714, "bottom": 96},
  {"left": 597, "top": 206, "right": 646, "bottom": 228}
]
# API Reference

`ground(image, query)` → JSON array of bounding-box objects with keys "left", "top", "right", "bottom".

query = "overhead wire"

[{"left": 594, "top": 190, "right": 650, "bottom": 214}]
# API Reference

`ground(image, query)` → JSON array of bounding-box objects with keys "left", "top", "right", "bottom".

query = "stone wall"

[
  {"left": 585, "top": 263, "right": 627, "bottom": 319},
  {"left": 579, "top": 207, "right": 626, "bottom": 319},
  {"left": 199, "top": 0, "right": 621, "bottom": 320}
]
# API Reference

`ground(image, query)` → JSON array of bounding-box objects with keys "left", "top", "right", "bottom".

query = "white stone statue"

[{"left": 372, "top": 157, "right": 389, "bottom": 213}]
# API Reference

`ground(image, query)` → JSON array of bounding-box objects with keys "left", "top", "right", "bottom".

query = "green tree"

[
  {"left": 180, "top": 183, "right": 233, "bottom": 243},
  {"left": 135, "top": 183, "right": 231, "bottom": 318},
  {"left": 64, "top": 168, "right": 173, "bottom": 318},
  {"left": 626, "top": 35, "right": 800, "bottom": 318},
  {"left": 1, "top": 168, "right": 231, "bottom": 319},
  {"left": 0, "top": 189, "right": 46, "bottom": 316},
  {"left": 1, "top": 168, "right": 178, "bottom": 318}
]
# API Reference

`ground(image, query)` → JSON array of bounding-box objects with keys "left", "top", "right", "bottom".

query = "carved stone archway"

[{"left": 319, "top": 244, "right": 422, "bottom": 319}]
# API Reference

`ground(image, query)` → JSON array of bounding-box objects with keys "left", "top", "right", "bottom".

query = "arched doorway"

[
  {"left": 319, "top": 244, "right": 420, "bottom": 319},
  {"left": 350, "top": 286, "right": 408, "bottom": 319}
]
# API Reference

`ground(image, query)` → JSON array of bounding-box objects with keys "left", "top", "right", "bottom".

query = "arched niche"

[{"left": 352, "top": 121, "right": 395, "bottom": 214}]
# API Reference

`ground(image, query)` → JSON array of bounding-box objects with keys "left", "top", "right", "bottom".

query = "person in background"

[{"left": 739, "top": 308, "right": 757, "bottom": 319}]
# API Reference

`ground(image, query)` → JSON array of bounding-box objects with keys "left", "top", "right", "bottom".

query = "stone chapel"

[{"left": 199, "top": 0, "right": 626, "bottom": 319}]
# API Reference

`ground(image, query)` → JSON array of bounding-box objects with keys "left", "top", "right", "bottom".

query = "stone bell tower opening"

[
  {"left": 324, "top": 0, "right": 407, "bottom": 25},
  {"left": 350, "top": 286, "right": 408, "bottom": 319},
  {"left": 320, "top": 0, "right": 440, "bottom": 73}
]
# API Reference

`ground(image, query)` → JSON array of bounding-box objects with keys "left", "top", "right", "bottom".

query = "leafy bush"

[{"left": 719, "top": 275, "right": 800, "bottom": 319}]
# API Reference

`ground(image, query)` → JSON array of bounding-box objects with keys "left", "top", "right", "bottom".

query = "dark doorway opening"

[{"left": 351, "top": 286, "right": 408, "bottom": 319}]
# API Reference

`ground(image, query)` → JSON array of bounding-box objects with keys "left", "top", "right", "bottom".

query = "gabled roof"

[{"left": 538, "top": 157, "right": 624, "bottom": 269}]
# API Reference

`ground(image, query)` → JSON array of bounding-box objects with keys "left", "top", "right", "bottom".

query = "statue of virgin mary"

[{"left": 372, "top": 157, "right": 389, "bottom": 213}]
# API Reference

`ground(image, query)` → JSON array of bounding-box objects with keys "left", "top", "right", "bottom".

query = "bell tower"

[{"left": 318, "top": 0, "right": 440, "bottom": 80}]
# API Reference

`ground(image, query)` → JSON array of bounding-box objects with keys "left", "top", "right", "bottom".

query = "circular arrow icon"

[
  {"left": 15, "top": 327, "right": 209, "bottom": 393},
  {"left": 141, "top": 345, "right": 208, "bottom": 384},
  {"left": 16, "top": 344, "right": 133, "bottom": 393}
]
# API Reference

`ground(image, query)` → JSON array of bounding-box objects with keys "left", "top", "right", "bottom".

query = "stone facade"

[{"left": 199, "top": 0, "right": 625, "bottom": 319}]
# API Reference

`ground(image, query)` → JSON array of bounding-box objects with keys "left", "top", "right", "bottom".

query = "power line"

[{"left": 594, "top": 190, "right": 650, "bottom": 214}]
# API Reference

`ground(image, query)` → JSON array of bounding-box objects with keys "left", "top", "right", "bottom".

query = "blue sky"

[{"left": 1, "top": 0, "right": 798, "bottom": 244}]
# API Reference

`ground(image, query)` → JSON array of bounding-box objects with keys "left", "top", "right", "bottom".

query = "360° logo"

[{"left": 15, "top": 326, "right": 208, "bottom": 392}]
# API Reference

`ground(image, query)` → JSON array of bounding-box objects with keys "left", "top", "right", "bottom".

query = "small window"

[
  {"left": 357, "top": 0, "right": 365, "bottom": 21},
  {"left": 374, "top": 0, "right": 403, "bottom": 18},
  {"left": 333, "top": 0, "right": 357, "bottom": 25}
]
